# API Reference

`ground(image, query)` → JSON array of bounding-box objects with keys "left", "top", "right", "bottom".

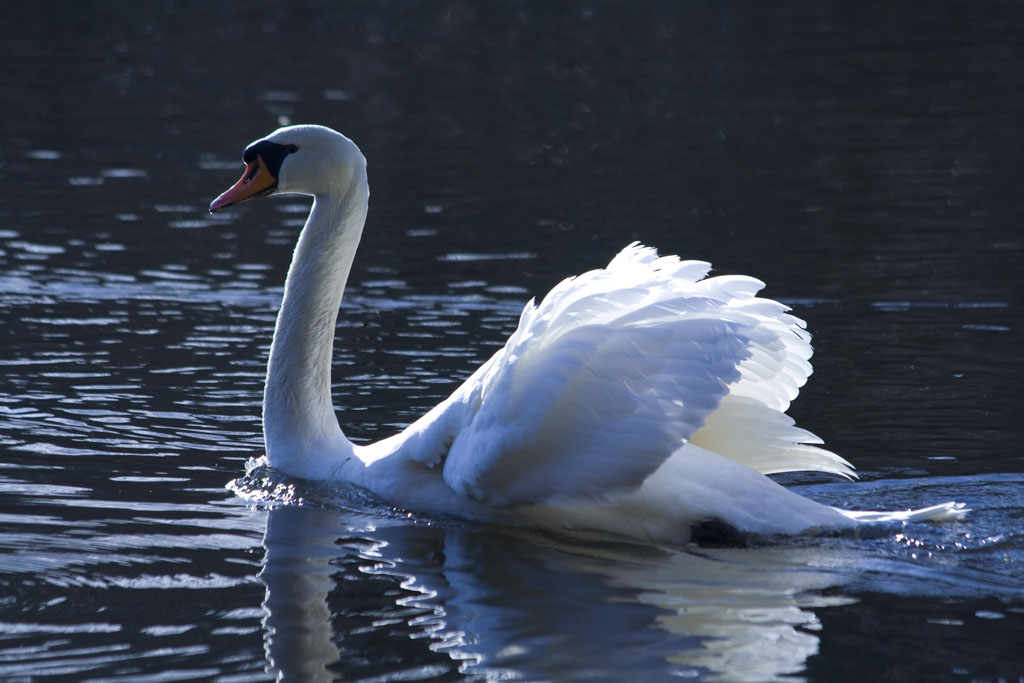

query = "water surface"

[{"left": 2, "top": 2, "right": 1023, "bottom": 681}]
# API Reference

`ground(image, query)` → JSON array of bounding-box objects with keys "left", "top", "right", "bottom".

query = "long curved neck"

[{"left": 263, "top": 177, "right": 368, "bottom": 479}]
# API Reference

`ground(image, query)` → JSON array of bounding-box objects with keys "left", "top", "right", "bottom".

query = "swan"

[{"left": 210, "top": 124, "right": 965, "bottom": 545}]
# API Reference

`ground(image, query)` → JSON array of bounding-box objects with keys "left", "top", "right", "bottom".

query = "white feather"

[{"left": 214, "top": 126, "right": 967, "bottom": 545}]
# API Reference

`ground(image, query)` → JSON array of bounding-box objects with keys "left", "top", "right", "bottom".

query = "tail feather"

[
  {"left": 690, "top": 395, "right": 856, "bottom": 479},
  {"left": 838, "top": 501, "right": 969, "bottom": 524}
]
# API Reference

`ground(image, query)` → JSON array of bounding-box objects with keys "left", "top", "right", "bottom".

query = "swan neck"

[{"left": 263, "top": 179, "right": 368, "bottom": 478}]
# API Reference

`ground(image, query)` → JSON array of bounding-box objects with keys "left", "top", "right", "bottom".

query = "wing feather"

[{"left": 406, "top": 242, "right": 845, "bottom": 506}]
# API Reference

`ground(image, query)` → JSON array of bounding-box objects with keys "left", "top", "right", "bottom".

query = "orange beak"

[{"left": 209, "top": 156, "right": 278, "bottom": 213}]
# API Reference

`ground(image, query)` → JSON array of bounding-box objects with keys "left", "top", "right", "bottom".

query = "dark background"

[{"left": 1, "top": 2, "right": 1022, "bottom": 680}]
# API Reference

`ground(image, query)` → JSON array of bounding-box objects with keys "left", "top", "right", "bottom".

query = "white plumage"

[
  {"left": 210, "top": 125, "right": 965, "bottom": 545},
  {"left": 425, "top": 243, "right": 848, "bottom": 506}
]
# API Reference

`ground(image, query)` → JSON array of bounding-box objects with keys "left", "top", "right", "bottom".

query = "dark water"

[{"left": 2, "top": 2, "right": 1024, "bottom": 680}]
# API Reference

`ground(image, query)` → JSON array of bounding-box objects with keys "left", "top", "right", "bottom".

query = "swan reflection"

[
  {"left": 259, "top": 506, "right": 340, "bottom": 682},
  {"left": 259, "top": 504, "right": 861, "bottom": 681}
]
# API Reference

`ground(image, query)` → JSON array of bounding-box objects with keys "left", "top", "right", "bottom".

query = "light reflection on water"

[
  {"left": 247, "top": 481, "right": 1022, "bottom": 682},
  {"left": 3, "top": 0, "right": 1024, "bottom": 680}
]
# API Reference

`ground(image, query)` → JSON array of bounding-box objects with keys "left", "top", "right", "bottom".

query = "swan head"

[{"left": 210, "top": 125, "right": 366, "bottom": 213}]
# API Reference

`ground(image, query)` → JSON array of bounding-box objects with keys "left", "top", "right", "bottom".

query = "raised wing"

[{"left": 409, "top": 243, "right": 833, "bottom": 507}]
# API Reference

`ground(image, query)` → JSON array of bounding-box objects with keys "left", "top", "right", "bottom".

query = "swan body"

[{"left": 211, "top": 125, "right": 965, "bottom": 545}]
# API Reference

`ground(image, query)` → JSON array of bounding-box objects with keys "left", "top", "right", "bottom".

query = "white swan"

[{"left": 210, "top": 124, "right": 964, "bottom": 545}]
